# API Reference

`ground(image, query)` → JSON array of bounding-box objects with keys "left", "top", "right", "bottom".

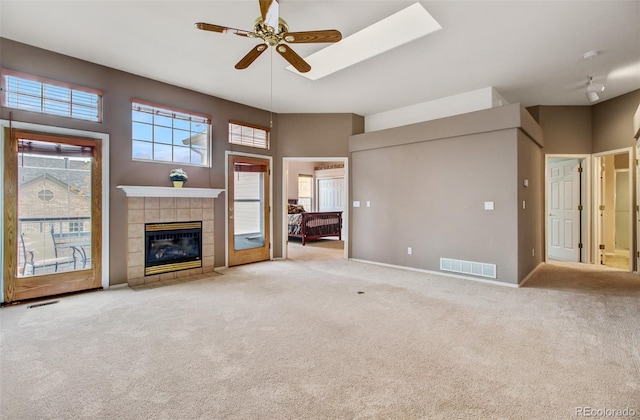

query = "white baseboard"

[{"left": 349, "top": 258, "right": 519, "bottom": 288}]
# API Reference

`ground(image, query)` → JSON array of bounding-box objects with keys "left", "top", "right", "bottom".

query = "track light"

[
  {"left": 586, "top": 76, "right": 605, "bottom": 103},
  {"left": 586, "top": 91, "right": 600, "bottom": 103}
]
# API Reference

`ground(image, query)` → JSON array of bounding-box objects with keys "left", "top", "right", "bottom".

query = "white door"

[
  {"left": 317, "top": 177, "right": 344, "bottom": 212},
  {"left": 548, "top": 159, "right": 580, "bottom": 261}
]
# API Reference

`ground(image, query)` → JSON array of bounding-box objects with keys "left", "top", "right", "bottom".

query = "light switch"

[
  {"left": 353, "top": 201, "right": 361, "bottom": 208},
  {"left": 484, "top": 201, "right": 494, "bottom": 210},
  {"left": 366, "top": 201, "right": 371, "bottom": 208}
]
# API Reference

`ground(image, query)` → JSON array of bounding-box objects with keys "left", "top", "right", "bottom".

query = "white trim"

[
  {"left": 225, "top": 151, "right": 273, "bottom": 268},
  {"left": 349, "top": 258, "right": 519, "bottom": 288},
  {"left": 0, "top": 120, "right": 110, "bottom": 298},
  {"left": 117, "top": 185, "right": 223, "bottom": 198},
  {"left": 592, "top": 147, "right": 634, "bottom": 272},
  {"left": 282, "top": 157, "right": 349, "bottom": 261},
  {"left": 0, "top": 124, "right": 3, "bottom": 302}
]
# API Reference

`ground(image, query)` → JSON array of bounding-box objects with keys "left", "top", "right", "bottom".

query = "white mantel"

[{"left": 117, "top": 185, "right": 224, "bottom": 198}]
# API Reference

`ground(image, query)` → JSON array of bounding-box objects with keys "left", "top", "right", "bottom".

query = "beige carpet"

[{"left": 1, "top": 247, "right": 639, "bottom": 419}]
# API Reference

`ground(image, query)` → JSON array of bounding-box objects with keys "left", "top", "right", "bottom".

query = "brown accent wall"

[
  {"left": 349, "top": 104, "right": 543, "bottom": 285},
  {"left": 528, "top": 106, "right": 592, "bottom": 155},
  {"left": 528, "top": 90, "right": 640, "bottom": 156},
  {"left": 274, "top": 113, "right": 363, "bottom": 257},
  {"left": 592, "top": 89, "right": 640, "bottom": 153},
  {"left": 1, "top": 38, "right": 361, "bottom": 282}
]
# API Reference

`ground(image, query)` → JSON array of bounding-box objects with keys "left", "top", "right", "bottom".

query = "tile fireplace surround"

[{"left": 118, "top": 186, "right": 223, "bottom": 286}]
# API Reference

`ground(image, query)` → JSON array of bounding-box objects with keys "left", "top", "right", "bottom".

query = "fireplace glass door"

[{"left": 228, "top": 155, "right": 270, "bottom": 266}]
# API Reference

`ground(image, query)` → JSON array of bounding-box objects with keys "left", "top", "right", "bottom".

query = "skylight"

[{"left": 287, "top": 2, "right": 442, "bottom": 80}]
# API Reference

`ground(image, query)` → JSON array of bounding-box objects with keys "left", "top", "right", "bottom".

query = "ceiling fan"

[{"left": 195, "top": 0, "right": 341, "bottom": 73}]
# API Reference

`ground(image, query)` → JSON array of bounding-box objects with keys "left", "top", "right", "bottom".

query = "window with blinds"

[
  {"left": 132, "top": 100, "right": 211, "bottom": 167},
  {"left": 229, "top": 121, "right": 270, "bottom": 150},
  {"left": 0, "top": 69, "right": 103, "bottom": 122}
]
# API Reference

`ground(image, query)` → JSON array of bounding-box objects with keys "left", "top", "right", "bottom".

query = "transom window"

[
  {"left": 229, "top": 120, "right": 270, "bottom": 150},
  {"left": 0, "top": 69, "right": 103, "bottom": 122},
  {"left": 132, "top": 100, "right": 211, "bottom": 166}
]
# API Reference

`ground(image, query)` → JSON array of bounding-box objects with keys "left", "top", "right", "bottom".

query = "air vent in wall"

[{"left": 440, "top": 258, "right": 497, "bottom": 279}]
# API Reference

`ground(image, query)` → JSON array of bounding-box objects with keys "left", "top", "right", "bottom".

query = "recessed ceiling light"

[{"left": 287, "top": 2, "right": 442, "bottom": 80}]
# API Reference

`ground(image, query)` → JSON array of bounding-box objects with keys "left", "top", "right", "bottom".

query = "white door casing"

[
  {"left": 548, "top": 159, "right": 580, "bottom": 261},
  {"left": 637, "top": 144, "right": 640, "bottom": 272},
  {"left": 615, "top": 169, "right": 630, "bottom": 250}
]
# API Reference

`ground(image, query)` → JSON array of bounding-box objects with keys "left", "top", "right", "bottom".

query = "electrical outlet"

[{"left": 407, "top": 247, "right": 412, "bottom": 255}]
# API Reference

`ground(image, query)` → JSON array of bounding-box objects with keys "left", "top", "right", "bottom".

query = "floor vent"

[
  {"left": 440, "top": 258, "right": 497, "bottom": 279},
  {"left": 27, "top": 300, "right": 60, "bottom": 309}
]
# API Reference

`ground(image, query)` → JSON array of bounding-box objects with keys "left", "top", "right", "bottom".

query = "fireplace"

[{"left": 145, "top": 221, "right": 202, "bottom": 276}]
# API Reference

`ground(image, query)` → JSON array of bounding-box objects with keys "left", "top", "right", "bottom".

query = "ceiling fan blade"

[
  {"left": 235, "top": 44, "right": 268, "bottom": 69},
  {"left": 259, "top": 0, "right": 279, "bottom": 30},
  {"left": 283, "top": 30, "right": 342, "bottom": 44},
  {"left": 276, "top": 44, "right": 311, "bottom": 73},
  {"left": 194, "top": 22, "right": 252, "bottom": 37}
]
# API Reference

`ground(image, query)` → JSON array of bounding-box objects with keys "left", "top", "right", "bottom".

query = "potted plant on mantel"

[{"left": 169, "top": 168, "right": 188, "bottom": 188}]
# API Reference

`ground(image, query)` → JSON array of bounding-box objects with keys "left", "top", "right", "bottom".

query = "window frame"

[
  {"left": 131, "top": 99, "right": 212, "bottom": 167},
  {"left": 229, "top": 120, "right": 270, "bottom": 150},
  {"left": 0, "top": 69, "right": 103, "bottom": 122},
  {"left": 297, "top": 174, "right": 313, "bottom": 211}
]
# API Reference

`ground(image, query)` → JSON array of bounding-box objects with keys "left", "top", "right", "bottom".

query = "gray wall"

[
  {"left": 349, "top": 104, "right": 543, "bottom": 285},
  {"left": 517, "top": 130, "right": 544, "bottom": 280}
]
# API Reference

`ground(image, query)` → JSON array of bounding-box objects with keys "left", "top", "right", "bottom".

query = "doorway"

[
  {"left": 545, "top": 155, "right": 589, "bottom": 263},
  {"left": 3, "top": 129, "right": 103, "bottom": 302},
  {"left": 226, "top": 153, "right": 271, "bottom": 267},
  {"left": 593, "top": 149, "right": 633, "bottom": 271},
  {"left": 283, "top": 158, "right": 348, "bottom": 260}
]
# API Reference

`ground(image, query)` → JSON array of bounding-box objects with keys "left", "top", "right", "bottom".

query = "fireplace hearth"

[{"left": 145, "top": 221, "right": 202, "bottom": 275}]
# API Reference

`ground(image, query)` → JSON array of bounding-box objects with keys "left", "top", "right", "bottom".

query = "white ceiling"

[{"left": 1, "top": 1, "right": 639, "bottom": 116}]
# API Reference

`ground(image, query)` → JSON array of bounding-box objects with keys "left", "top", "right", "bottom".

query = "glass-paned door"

[
  {"left": 3, "top": 130, "right": 102, "bottom": 302},
  {"left": 228, "top": 154, "right": 270, "bottom": 266}
]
